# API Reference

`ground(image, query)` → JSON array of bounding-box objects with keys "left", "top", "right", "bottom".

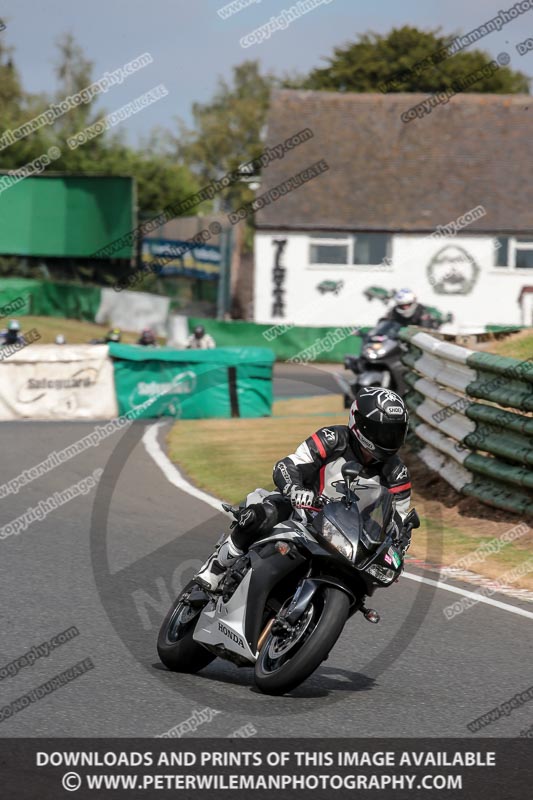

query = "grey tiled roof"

[{"left": 256, "top": 89, "right": 533, "bottom": 233}]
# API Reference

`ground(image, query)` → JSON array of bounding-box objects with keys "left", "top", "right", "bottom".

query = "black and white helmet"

[{"left": 348, "top": 387, "right": 408, "bottom": 461}]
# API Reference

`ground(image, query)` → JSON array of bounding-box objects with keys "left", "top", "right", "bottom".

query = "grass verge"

[
  {"left": 167, "top": 395, "right": 533, "bottom": 590},
  {"left": 13, "top": 316, "right": 163, "bottom": 345},
  {"left": 484, "top": 327, "right": 533, "bottom": 360}
]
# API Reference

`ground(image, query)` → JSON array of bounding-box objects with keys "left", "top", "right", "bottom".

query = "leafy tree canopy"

[
  {"left": 302, "top": 26, "right": 529, "bottom": 94},
  {"left": 0, "top": 33, "right": 198, "bottom": 217}
]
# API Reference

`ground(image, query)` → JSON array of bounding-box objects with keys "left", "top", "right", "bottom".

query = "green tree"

[
  {"left": 302, "top": 27, "right": 529, "bottom": 94},
  {"left": 50, "top": 40, "right": 199, "bottom": 216},
  {"left": 0, "top": 38, "right": 55, "bottom": 170},
  {"left": 177, "top": 60, "right": 280, "bottom": 212},
  {"left": 0, "top": 31, "right": 199, "bottom": 218}
]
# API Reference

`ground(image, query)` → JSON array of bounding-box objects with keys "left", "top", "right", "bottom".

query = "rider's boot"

[{"left": 195, "top": 536, "right": 244, "bottom": 591}]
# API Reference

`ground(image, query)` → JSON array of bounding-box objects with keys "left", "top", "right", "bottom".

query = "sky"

[{"left": 1, "top": 0, "right": 532, "bottom": 145}]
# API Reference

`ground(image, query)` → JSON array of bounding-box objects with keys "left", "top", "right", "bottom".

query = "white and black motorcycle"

[{"left": 157, "top": 462, "right": 419, "bottom": 695}]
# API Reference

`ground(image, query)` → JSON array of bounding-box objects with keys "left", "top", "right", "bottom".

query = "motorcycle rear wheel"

[
  {"left": 254, "top": 586, "right": 349, "bottom": 695},
  {"left": 157, "top": 580, "right": 215, "bottom": 673}
]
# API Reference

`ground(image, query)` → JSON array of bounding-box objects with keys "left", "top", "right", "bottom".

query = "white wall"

[
  {"left": 520, "top": 291, "right": 533, "bottom": 326},
  {"left": 253, "top": 232, "right": 530, "bottom": 329}
]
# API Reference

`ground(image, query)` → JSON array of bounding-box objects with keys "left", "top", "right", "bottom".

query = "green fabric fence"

[
  {"left": 0, "top": 278, "right": 102, "bottom": 322},
  {"left": 188, "top": 317, "right": 366, "bottom": 362},
  {"left": 108, "top": 343, "right": 275, "bottom": 419}
]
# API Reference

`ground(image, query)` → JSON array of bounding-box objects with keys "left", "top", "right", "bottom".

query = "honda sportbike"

[{"left": 157, "top": 462, "right": 419, "bottom": 695}]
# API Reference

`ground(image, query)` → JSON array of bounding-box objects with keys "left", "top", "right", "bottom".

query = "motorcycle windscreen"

[
  {"left": 368, "top": 319, "right": 403, "bottom": 339},
  {"left": 322, "top": 485, "right": 394, "bottom": 555},
  {"left": 346, "top": 485, "right": 394, "bottom": 550}
]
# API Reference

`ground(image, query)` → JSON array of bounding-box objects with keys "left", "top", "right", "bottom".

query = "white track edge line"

[
  {"left": 142, "top": 422, "right": 227, "bottom": 513},
  {"left": 143, "top": 423, "right": 532, "bottom": 620},
  {"left": 402, "top": 572, "right": 533, "bottom": 620}
]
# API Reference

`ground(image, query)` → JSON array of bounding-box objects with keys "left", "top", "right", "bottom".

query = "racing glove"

[{"left": 289, "top": 486, "right": 315, "bottom": 509}]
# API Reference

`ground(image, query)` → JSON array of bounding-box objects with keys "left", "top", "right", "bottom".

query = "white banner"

[
  {"left": 0, "top": 344, "right": 118, "bottom": 420},
  {"left": 95, "top": 288, "right": 170, "bottom": 336},
  {"left": 166, "top": 314, "right": 190, "bottom": 347}
]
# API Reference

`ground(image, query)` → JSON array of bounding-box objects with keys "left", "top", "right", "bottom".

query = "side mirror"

[
  {"left": 404, "top": 508, "right": 420, "bottom": 529},
  {"left": 341, "top": 461, "right": 362, "bottom": 484}
]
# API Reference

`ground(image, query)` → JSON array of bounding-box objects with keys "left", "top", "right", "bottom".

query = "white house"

[{"left": 253, "top": 90, "right": 533, "bottom": 330}]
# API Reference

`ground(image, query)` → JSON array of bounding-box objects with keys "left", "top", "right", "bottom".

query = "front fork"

[{"left": 273, "top": 577, "right": 381, "bottom": 633}]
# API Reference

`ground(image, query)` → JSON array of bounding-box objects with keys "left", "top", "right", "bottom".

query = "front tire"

[
  {"left": 157, "top": 581, "right": 215, "bottom": 673},
  {"left": 254, "top": 587, "right": 350, "bottom": 695}
]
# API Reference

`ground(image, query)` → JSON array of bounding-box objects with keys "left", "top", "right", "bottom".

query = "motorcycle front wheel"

[
  {"left": 254, "top": 586, "right": 350, "bottom": 695},
  {"left": 157, "top": 580, "right": 215, "bottom": 673}
]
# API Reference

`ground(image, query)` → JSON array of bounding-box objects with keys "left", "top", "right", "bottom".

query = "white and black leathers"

[{"left": 273, "top": 425, "right": 412, "bottom": 520}]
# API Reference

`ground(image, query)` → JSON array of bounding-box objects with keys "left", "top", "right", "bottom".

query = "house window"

[
  {"left": 495, "top": 238, "right": 508, "bottom": 266},
  {"left": 495, "top": 237, "right": 533, "bottom": 269},
  {"left": 353, "top": 233, "right": 390, "bottom": 265},
  {"left": 309, "top": 235, "right": 349, "bottom": 265},
  {"left": 309, "top": 233, "right": 391, "bottom": 266},
  {"left": 515, "top": 238, "right": 533, "bottom": 269}
]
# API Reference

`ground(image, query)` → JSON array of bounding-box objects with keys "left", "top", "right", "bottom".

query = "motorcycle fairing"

[
  {"left": 193, "top": 543, "right": 308, "bottom": 661},
  {"left": 193, "top": 570, "right": 257, "bottom": 661}
]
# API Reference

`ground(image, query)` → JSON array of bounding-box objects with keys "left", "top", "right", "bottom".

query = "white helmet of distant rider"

[{"left": 393, "top": 288, "right": 418, "bottom": 319}]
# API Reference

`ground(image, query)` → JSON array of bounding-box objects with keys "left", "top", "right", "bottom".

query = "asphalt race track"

[
  {"left": 1, "top": 415, "right": 531, "bottom": 739},
  {"left": 274, "top": 363, "right": 341, "bottom": 397}
]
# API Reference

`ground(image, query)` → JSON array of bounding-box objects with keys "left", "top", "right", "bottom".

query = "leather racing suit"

[{"left": 232, "top": 424, "right": 411, "bottom": 551}]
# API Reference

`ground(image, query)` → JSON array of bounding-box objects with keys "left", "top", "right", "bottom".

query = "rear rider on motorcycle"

[
  {"left": 196, "top": 387, "right": 413, "bottom": 591},
  {"left": 386, "top": 288, "right": 432, "bottom": 327}
]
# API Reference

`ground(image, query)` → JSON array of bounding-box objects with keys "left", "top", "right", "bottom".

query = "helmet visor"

[{"left": 360, "top": 416, "right": 407, "bottom": 453}]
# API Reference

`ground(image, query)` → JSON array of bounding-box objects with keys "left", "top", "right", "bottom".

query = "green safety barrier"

[
  {"left": 485, "top": 325, "right": 525, "bottom": 333},
  {"left": 464, "top": 451, "right": 533, "bottom": 490},
  {"left": 465, "top": 402, "right": 533, "bottom": 438},
  {"left": 400, "top": 327, "right": 533, "bottom": 516},
  {"left": 108, "top": 343, "right": 275, "bottom": 419},
  {"left": 462, "top": 479, "right": 533, "bottom": 517},
  {"left": 188, "top": 317, "right": 366, "bottom": 362}
]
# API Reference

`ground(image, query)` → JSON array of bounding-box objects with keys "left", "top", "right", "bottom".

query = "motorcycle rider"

[
  {"left": 186, "top": 325, "right": 216, "bottom": 350},
  {"left": 196, "top": 387, "right": 412, "bottom": 591},
  {"left": 137, "top": 327, "right": 157, "bottom": 346},
  {"left": 1, "top": 319, "right": 24, "bottom": 346},
  {"left": 386, "top": 288, "right": 432, "bottom": 327},
  {"left": 90, "top": 328, "right": 122, "bottom": 345}
]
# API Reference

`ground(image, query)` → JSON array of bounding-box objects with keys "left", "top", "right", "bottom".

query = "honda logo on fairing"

[{"left": 218, "top": 622, "right": 245, "bottom": 649}]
